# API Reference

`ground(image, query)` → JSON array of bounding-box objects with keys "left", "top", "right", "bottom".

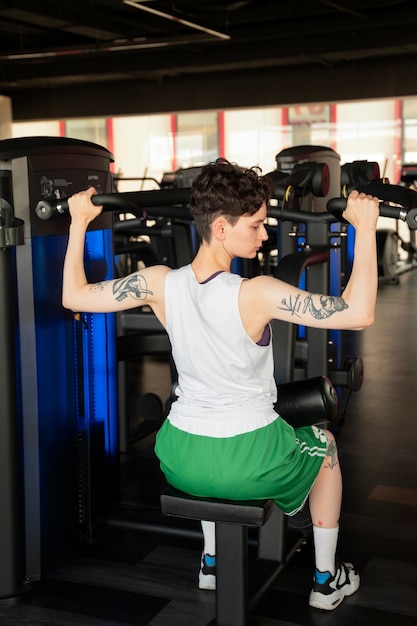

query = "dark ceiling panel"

[{"left": 0, "top": 0, "right": 416, "bottom": 119}]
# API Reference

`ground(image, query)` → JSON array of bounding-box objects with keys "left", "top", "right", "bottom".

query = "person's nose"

[{"left": 260, "top": 224, "right": 269, "bottom": 241}]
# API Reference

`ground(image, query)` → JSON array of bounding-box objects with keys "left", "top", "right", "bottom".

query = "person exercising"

[{"left": 63, "top": 159, "right": 379, "bottom": 611}]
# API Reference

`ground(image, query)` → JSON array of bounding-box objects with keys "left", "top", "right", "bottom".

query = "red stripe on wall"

[
  {"left": 171, "top": 114, "right": 177, "bottom": 171},
  {"left": 394, "top": 99, "right": 403, "bottom": 184},
  {"left": 218, "top": 111, "right": 225, "bottom": 158},
  {"left": 330, "top": 104, "right": 337, "bottom": 152},
  {"left": 106, "top": 117, "right": 115, "bottom": 172}
]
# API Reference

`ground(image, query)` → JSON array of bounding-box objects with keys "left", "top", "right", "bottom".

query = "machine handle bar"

[
  {"left": 345, "top": 181, "right": 417, "bottom": 207},
  {"left": 35, "top": 188, "right": 192, "bottom": 220},
  {"left": 270, "top": 203, "right": 417, "bottom": 229},
  {"left": 326, "top": 181, "right": 417, "bottom": 229},
  {"left": 326, "top": 198, "right": 416, "bottom": 227},
  {"left": 35, "top": 185, "right": 417, "bottom": 229},
  {"left": 272, "top": 181, "right": 417, "bottom": 229}
]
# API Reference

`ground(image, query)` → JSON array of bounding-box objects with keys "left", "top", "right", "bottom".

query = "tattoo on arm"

[
  {"left": 278, "top": 292, "right": 348, "bottom": 320},
  {"left": 89, "top": 282, "right": 106, "bottom": 293},
  {"left": 112, "top": 273, "right": 153, "bottom": 302},
  {"left": 324, "top": 439, "right": 339, "bottom": 470}
]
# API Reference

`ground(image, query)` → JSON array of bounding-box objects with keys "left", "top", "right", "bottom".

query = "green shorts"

[{"left": 155, "top": 415, "right": 329, "bottom": 516}]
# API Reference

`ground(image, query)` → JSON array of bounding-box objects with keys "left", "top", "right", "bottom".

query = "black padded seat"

[{"left": 161, "top": 486, "right": 274, "bottom": 527}]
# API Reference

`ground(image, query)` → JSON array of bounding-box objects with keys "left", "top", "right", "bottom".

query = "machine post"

[{"left": 0, "top": 170, "right": 26, "bottom": 599}]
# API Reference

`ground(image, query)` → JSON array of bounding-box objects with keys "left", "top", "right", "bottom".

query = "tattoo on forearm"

[
  {"left": 278, "top": 292, "right": 348, "bottom": 319},
  {"left": 89, "top": 282, "right": 106, "bottom": 293},
  {"left": 324, "top": 439, "right": 339, "bottom": 470},
  {"left": 112, "top": 273, "right": 153, "bottom": 302}
]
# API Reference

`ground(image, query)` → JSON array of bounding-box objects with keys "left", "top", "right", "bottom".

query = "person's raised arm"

[
  {"left": 241, "top": 190, "right": 380, "bottom": 334},
  {"left": 335, "top": 190, "right": 379, "bottom": 328},
  {"left": 62, "top": 188, "right": 169, "bottom": 317},
  {"left": 62, "top": 187, "right": 102, "bottom": 311}
]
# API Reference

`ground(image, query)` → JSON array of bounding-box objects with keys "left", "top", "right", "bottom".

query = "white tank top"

[{"left": 165, "top": 265, "right": 278, "bottom": 437}]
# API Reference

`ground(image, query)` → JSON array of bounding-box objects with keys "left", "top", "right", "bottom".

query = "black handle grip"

[
  {"left": 36, "top": 194, "right": 108, "bottom": 220},
  {"left": 326, "top": 197, "right": 417, "bottom": 229},
  {"left": 35, "top": 188, "right": 192, "bottom": 221},
  {"left": 352, "top": 182, "right": 417, "bottom": 207},
  {"left": 327, "top": 181, "right": 417, "bottom": 229},
  {"left": 269, "top": 206, "right": 337, "bottom": 223},
  {"left": 35, "top": 193, "right": 145, "bottom": 220}
]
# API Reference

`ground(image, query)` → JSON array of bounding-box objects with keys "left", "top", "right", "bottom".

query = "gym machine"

[
  {"left": 35, "top": 159, "right": 417, "bottom": 626},
  {"left": 0, "top": 136, "right": 117, "bottom": 597},
  {"left": 112, "top": 192, "right": 197, "bottom": 457},
  {"left": 375, "top": 163, "right": 417, "bottom": 282},
  {"left": 4, "top": 136, "right": 417, "bottom": 604},
  {"left": 264, "top": 147, "right": 412, "bottom": 422},
  {"left": 265, "top": 146, "right": 343, "bottom": 386}
]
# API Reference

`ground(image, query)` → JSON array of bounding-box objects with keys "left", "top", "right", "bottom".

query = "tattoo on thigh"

[
  {"left": 325, "top": 439, "right": 339, "bottom": 470},
  {"left": 112, "top": 273, "right": 153, "bottom": 302}
]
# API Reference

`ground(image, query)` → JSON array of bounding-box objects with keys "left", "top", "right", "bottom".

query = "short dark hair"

[{"left": 189, "top": 158, "right": 272, "bottom": 242}]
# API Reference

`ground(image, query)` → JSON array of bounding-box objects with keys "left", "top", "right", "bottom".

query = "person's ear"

[{"left": 213, "top": 217, "right": 227, "bottom": 240}]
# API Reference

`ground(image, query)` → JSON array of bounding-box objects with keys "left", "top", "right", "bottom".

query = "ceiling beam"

[{"left": 9, "top": 53, "right": 417, "bottom": 122}]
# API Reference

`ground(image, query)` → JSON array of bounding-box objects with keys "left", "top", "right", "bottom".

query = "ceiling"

[{"left": 2, "top": 0, "right": 417, "bottom": 121}]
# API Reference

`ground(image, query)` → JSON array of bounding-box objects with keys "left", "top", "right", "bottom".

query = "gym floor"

[{"left": 1, "top": 271, "right": 416, "bottom": 625}]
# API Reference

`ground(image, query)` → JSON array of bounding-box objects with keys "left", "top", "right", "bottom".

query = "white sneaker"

[
  {"left": 309, "top": 561, "right": 360, "bottom": 610},
  {"left": 198, "top": 553, "right": 216, "bottom": 590}
]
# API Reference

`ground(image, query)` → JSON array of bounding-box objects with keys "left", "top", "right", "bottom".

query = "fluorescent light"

[{"left": 123, "top": 0, "right": 230, "bottom": 41}]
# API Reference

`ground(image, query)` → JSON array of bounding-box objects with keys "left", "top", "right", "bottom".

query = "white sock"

[
  {"left": 313, "top": 526, "right": 339, "bottom": 575},
  {"left": 201, "top": 520, "right": 216, "bottom": 556}
]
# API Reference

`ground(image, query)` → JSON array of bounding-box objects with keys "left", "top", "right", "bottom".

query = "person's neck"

[{"left": 191, "top": 244, "right": 231, "bottom": 283}]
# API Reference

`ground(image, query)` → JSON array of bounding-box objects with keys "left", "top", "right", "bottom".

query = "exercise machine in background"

[{"left": 376, "top": 163, "right": 417, "bottom": 283}]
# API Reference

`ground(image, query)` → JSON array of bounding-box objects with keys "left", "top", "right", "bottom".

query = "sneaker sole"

[
  {"left": 199, "top": 577, "right": 216, "bottom": 591},
  {"left": 309, "top": 576, "right": 360, "bottom": 611}
]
